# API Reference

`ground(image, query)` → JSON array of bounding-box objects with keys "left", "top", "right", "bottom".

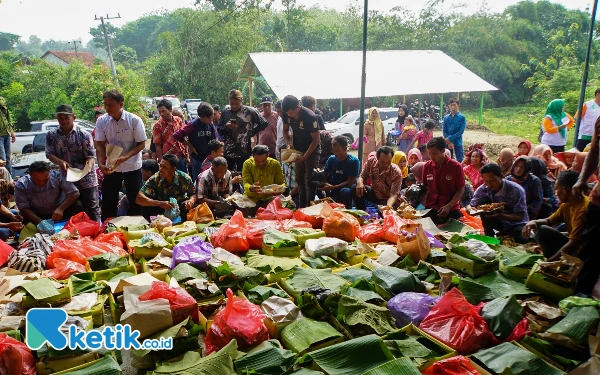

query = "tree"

[
  {"left": 89, "top": 22, "right": 119, "bottom": 50},
  {"left": 0, "top": 32, "right": 19, "bottom": 51},
  {"left": 113, "top": 46, "right": 138, "bottom": 69}
]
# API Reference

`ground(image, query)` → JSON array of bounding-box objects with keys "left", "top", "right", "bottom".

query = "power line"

[
  {"left": 68, "top": 40, "right": 82, "bottom": 57},
  {"left": 197, "top": 0, "right": 250, "bottom": 38},
  {"left": 94, "top": 13, "right": 121, "bottom": 86}
]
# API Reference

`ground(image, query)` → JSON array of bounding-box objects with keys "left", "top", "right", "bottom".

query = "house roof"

[
  {"left": 41, "top": 50, "right": 100, "bottom": 67},
  {"left": 239, "top": 50, "right": 498, "bottom": 99}
]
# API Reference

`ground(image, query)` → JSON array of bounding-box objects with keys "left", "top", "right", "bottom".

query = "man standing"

[
  {"left": 353, "top": 146, "right": 402, "bottom": 210},
  {"left": 282, "top": 95, "right": 321, "bottom": 208},
  {"left": 442, "top": 98, "right": 467, "bottom": 162},
  {"left": 422, "top": 137, "right": 465, "bottom": 224},
  {"left": 46, "top": 104, "right": 100, "bottom": 221},
  {"left": 95, "top": 90, "right": 147, "bottom": 220},
  {"left": 301, "top": 96, "right": 326, "bottom": 130},
  {"left": 0, "top": 96, "right": 16, "bottom": 171},
  {"left": 217, "top": 89, "right": 268, "bottom": 175},
  {"left": 572, "top": 115, "right": 600, "bottom": 294},
  {"left": 153, "top": 99, "right": 187, "bottom": 171},
  {"left": 174, "top": 103, "right": 216, "bottom": 181},
  {"left": 258, "top": 96, "right": 279, "bottom": 159},
  {"left": 275, "top": 100, "right": 287, "bottom": 161},
  {"left": 575, "top": 88, "right": 600, "bottom": 151}
]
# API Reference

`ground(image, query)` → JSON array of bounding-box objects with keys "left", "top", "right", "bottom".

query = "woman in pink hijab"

[{"left": 407, "top": 148, "right": 423, "bottom": 167}]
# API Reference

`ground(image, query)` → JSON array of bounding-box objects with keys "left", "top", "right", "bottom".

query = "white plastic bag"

[
  {"left": 305, "top": 237, "right": 348, "bottom": 257},
  {"left": 464, "top": 239, "right": 496, "bottom": 261},
  {"left": 151, "top": 215, "right": 173, "bottom": 233}
]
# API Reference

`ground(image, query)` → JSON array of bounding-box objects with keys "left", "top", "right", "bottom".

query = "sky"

[{"left": 0, "top": 0, "right": 596, "bottom": 43}]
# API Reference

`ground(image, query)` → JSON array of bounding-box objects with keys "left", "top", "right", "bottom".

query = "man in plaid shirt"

[{"left": 153, "top": 99, "right": 188, "bottom": 171}]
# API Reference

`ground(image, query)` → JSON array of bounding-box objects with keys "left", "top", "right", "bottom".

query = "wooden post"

[{"left": 249, "top": 77, "right": 254, "bottom": 107}]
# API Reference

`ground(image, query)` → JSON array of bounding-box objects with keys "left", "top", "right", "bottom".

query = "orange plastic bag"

[
  {"left": 246, "top": 219, "right": 280, "bottom": 249},
  {"left": 359, "top": 222, "right": 384, "bottom": 243},
  {"left": 257, "top": 196, "right": 293, "bottom": 220},
  {"left": 419, "top": 288, "right": 492, "bottom": 354},
  {"left": 0, "top": 333, "right": 36, "bottom": 375},
  {"left": 44, "top": 259, "right": 86, "bottom": 280},
  {"left": 187, "top": 202, "right": 215, "bottom": 224},
  {"left": 63, "top": 212, "right": 100, "bottom": 237},
  {"left": 422, "top": 355, "right": 482, "bottom": 375},
  {"left": 382, "top": 210, "right": 412, "bottom": 244},
  {"left": 210, "top": 210, "right": 249, "bottom": 253},
  {"left": 95, "top": 231, "right": 126, "bottom": 249},
  {"left": 138, "top": 281, "right": 199, "bottom": 324},
  {"left": 46, "top": 237, "right": 127, "bottom": 268},
  {"left": 205, "top": 289, "right": 269, "bottom": 354},
  {"left": 321, "top": 202, "right": 360, "bottom": 242},
  {"left": 293, "top": 208, "right": 323, "bottom": 229},
  {"left": 397, "top": 223, "right": 431, "bottom": 263},
  {"left": 459, "top": 208, "right": 484, "bottom": 234}
]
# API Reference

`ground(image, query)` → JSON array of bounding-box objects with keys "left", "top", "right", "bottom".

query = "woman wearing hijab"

[
  {"left": 410, "top": 162, "right": 425, "bottom": 184},
  {"left": 392, "top": 151, "right": 409, "bottom": 179},
  {"left": 529, "top": 156, "right": 558, "bottom": 218},
  {"left": 398, "top": 115, "right": 418, "bottom": 153},
  {"left": 532, "top": 144, "right": 566, "bottom": 182},
  {"left": 395, "top": 105, "right": 408, "bottom": 132},
  {"left": 554, "top": 147, "right": 579, "bottom": 169},
  {"left": 540, "top": 99, "right": 574, "bottom": 153},
  {"left": 506, "top": 156, "right": 543, "bottom": 220},
  {"left": 497, "top": 148, "right": 516, "bottom": 177},
  {"left": 407, "top": 148, "right": 423, "bottom": 168},
  {"left": 463, "top": 147, "right": 488, "bottom": 190},
  {"left": 516, "top": 140, "right": 532, "bottom": 157},
  {"left": 363, "top": 107, "right": 385, "bottom": 162}
]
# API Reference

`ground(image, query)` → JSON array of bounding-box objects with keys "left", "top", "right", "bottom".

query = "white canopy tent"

[{"left": 239, "top": 50, "right": 498, "bottom": 102}]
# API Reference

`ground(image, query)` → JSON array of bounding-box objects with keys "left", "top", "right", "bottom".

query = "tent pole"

[
  {"left": 440, "top": 94, "right": 444, "bottom": 124},
  {"left": 340, "top": 98, "right": 343, "bottom": 118},
  {"left": 457, "top": 92, "right": 460, "bottom": 101},
  {"left": 403, "top": 95, "right": 406, "bottom": 104},
  {"left": 479, "top": 93, "right": 484, "bottom": 126},
  {"left": 574, "top": 0, "right": 598, "bottom": 146},
  {"left": 358, "top": 0, "right": 369, "bottom": 166},
  {"left": 249, "top": 77, "right": 254, "bottom": 107}
]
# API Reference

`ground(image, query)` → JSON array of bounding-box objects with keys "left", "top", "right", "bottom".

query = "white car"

[
  {"left": 14, "top": 119, "right": 95, "bottom": 155},
  {"left": 325, "top": 108, "right": 399, "bottom": 143}
]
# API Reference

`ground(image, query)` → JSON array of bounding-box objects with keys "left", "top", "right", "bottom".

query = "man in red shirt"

[
  {"left": 422, "top": 136, "right": 465, "bottom": 224},
  {"left": 257, "top": 96, "right": 279, "bottom": 159},
  {"left": 153, "top": 99, "right": 188, "bottom": 171}
]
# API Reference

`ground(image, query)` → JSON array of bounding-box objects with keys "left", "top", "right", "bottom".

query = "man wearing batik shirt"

[
  {"left": 353, "top": 146, "right": 403, "bottom": 210},
  {"left": 153, "top": 99, "right": 187, "bottom": 171},
  {"left": 46, "top": 104, "right": 100, "bottom": 221},
  {"left": 217, "top": 89, "right": 268, "bottom": 175},
  {"left": 196, "top": 157, "right": 232, "bottom": 213}
]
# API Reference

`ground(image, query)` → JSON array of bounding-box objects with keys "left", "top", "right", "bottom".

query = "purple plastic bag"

[
  {"left": 424, "top": 230, "right": 444, "bottom": 248},
  {"left": 171, "top": 236, "right": 214, "bottom": 270},
  {"left": 387, "top": 292, "right": 440, "bottom": 328}
]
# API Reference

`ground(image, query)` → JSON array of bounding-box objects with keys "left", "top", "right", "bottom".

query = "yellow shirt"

[
  {"left": 242, "top": 157, "right": 285, "bottom": 202},
  {"left": 548, "top": 196, "right": 589, "bottom": 240}
]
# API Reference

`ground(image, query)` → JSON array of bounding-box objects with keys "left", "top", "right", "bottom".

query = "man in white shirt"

[
  {"left": 275, "top": 100, "right": 287, "bottom": 162},
  {"left": 95, "top": 90, "right": 148, "bottom": 219},
  {"left": 575, "top": 88, "right": 600, "bottom": 151}
]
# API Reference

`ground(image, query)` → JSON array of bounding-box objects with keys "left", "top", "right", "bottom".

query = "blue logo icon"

[{"left": 26, "top": 308, "right": 69, "bottom": 350}]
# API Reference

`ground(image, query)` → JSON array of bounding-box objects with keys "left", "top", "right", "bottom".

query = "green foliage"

[{"left": 0, "top": 32, "right": 20, "bottom": 52}]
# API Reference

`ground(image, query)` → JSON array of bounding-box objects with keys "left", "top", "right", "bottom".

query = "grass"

[{"left": 462, "top": 105, "right": 577, "bottom": 147}]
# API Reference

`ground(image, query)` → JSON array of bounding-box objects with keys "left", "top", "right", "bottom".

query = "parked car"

[
  {"left": 10, "top": 152, "right": 55, "bottom": 179},
  {"left": 14, "top": 119, "right": 95, "bottom": 155},
  {"left": 151, "top": 95, "right": 181, "bottom": 119},
  {"left": 325, "top": 108, "right": 399, "bottom": 143},
  {"left": 182, "top": 99, "right": 202, "bottom": 121}
]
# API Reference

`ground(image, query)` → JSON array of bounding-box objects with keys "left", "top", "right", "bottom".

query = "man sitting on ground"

[
  {"left": 242, "top": 145, "right": 285, "bottom": 207},
  {"left": 15, "top": 161, "right": 82, "bottom": 225},
  {"left": 117, "top": 159, "right": 159, "bottom": 216},
  {"left": 422, "top": 137, "right": 465, "bottom": 224},
  {"left": 136, "top": 154, "right": 196, "bottom": 221},
  {"left": 196, "top": 157, "right": 233, "bottom": 216},
  {"left": 0, "top": 197, "right": 22, "bottom": 241},
  {"left": 201, "top": 140, "right": 224, "bottom": 173},
  {"left": 523, "top": 170, "right": 588, "bottom": 260},
  {"left": 470, "top": 163, "right": 529, "bottom": 243},
  {"left": 321, "top": 135, "right": 359, "bottom": 208},
  {"left": 353, "top": 146, "right": 402, "bottom": 210}
]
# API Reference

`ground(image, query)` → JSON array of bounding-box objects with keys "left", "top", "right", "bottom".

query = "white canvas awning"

[{"left": 239, "top": 50, "right": 498, "bottom": 99}]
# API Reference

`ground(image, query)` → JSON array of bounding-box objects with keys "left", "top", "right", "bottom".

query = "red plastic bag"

[
  {"left": 293, "top": 207, "right": 324, "bottom": 229},
  {"left": 257, "top": 196, "right": 294, "bottom": 220},
  {"left": 419, "top": 288, "right": 492, "bottom": 354},
  {"left": 321, "top": 203, "right": 360, "bottom": 242},
  {"left": 63, "top": 212, "right": 100, "bottom": 237},
  {"left": 246, "top": 219, "right": 280, "bottom": 249},
  {"left": 45, "top": 259, "right": 86, "bottom": 280},
  {"left": 459, "top": 208, "right": 484, "bottom": 234},
  {"left": 359, "top": 222, "right": 384, "bottom": 243},
  {"left": 95, "top": 231, "right": 126, "bottom": 249},
  {"left": 138, "top": 281, "right": 199, "bottom": 324},
  {"left": 0, "top": 240, "right": 13, "bottom": 267},
  {"left": 211, "top": 210, "right": 250, "bottom": 253},
  {"left": 280, "top": 219, "right": 313, "bottom": 231},
  {"left": 422, "top": 355, "right": 482, "bottom": 375},
  {"left": 205, "top": 289, "right": 269, "bottom": 354},
  {"left": 0, "top": 333, "right": 36, "bottom": 375},
  {"left": 382, "top": 210, "right": 412, "bottom": 244},
  {"left": 46, "top": 237, "right": 127, "bottom": 268}
]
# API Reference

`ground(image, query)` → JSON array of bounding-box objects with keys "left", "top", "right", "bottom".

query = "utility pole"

[
  {"left": 94, "top": 14, "right": 121, "bottom": 86},
  {"left": 357, "top": 0, "right": 369, "bottom": 167},
  {"left": 68, "top": 40, "right": 81, "bottom": 57}
]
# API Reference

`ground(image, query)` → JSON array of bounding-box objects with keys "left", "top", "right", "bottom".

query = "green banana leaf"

[
  {"left": 502, "top": 253, "right": 545, "bottom": 267},
  {"left": 521, "top": 336, "right": 586, "bottom": 370},
  {"left": 169, "top": 263, "right": 207, "bottom": 283},
  {"left": 149, "top": 340, "right": 238, "bottom": 375},
  {"left": 301, "top": 255, "right": 343, "bottom": 269},
  {"left": 342, "top": 279, "right": 384, "bottom": 304},
  {"left": 396, "top": 255, "right": 416, "bottom": 269},
  {"left": 263, "top": 229, "right": 299, "bottom": 248},
  {"left": 457, "top": 278, "right": 496, "bottom": 305},
  {"left": 132, "top": 318, "right": 191, "bottom": 357},
  {"left": 288, "top": 369, "right": 324, "bottom": 375},
  {"left": 475, "top": 271, "right": 534, "bottom": 298},
  {"left": 212, "top": 262, "right": 266, "bottom": 291},
  {"left": 371, "top": 266, "right": 425, "bottom": 296},
  {"left": 283, "top": 268, "right": 348, "bottom": 297},
  {"left": 87, "top": 253, "right": 128, "bottom": 271},
  {"left": 71, "top": 273, "right": 104, "bottom": 296},
  {"left": 472, "top": 342, "right": 565, "bottom": 375},
  {"left": 558, "top": 296, "right": 599, "bottom": 314},
  {"left": 247, "top": 286, "right": 289, "bottom": 304},
  {"left": 297, "top": 290, "right": 340, "bottom": 320},
  {"left": 480, "top": 295, "right": 524, "bottom": 341},
  {"left": 383, "top": 331, "right": 445, "bottom": 368},
  {"left": 337, "top": 295, "right": 396, "bottom": 336},
  {"left": 301, "top": 334, "right": 395, "bottom": 375},
  {"left": 281, "top": 318, "right": 343, "bottom": 355},
  {"left": 246, "top": 253, "right": 304, "bottom": 274},
  {"left": 59, "top": 355, "right": 122, "bottom": 375},
  {"left": 336, "top": 268, "right": 373, "bottom": 283},
  {"left": 106, "top": 272, "right": 135, "bottom": 282},
  {"left": 407, "top": 262, "right": 439, "bottom": 283},
  {"left": 361, "top": 358, "right": 421, "bottom": 375},
  {"left": 546, "top": 306, "right": 599, "bottom": 345},
  {"left": 234, "top": 339, "right": 297, "bottom": 375}
]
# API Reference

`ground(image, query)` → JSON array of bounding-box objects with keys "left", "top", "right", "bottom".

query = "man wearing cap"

[
  {"left": 46, "top": 104, "right": 100, "bottom": 221},
  {"left": 257, "top": 96, "right": 279, "bottom": 159}
]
